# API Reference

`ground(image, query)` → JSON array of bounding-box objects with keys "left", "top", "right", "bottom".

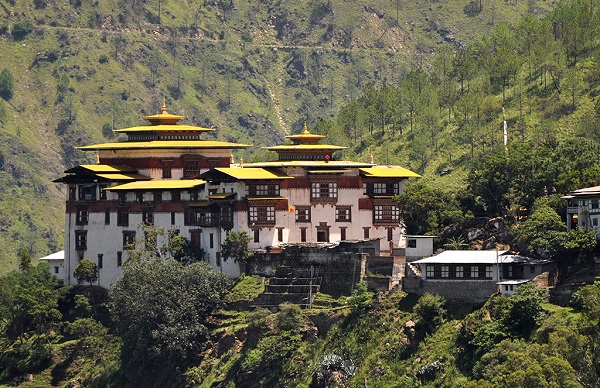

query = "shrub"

[
  {"left": 11, "top": 20, "right": 33, "bottom": 40},
  {"left": 414, "top": 293, "right": 447, "bottom": 333}
]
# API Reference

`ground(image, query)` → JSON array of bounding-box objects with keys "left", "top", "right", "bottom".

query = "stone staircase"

[{"left": 253, "top": 265, "right": 322, "bottom": 309}]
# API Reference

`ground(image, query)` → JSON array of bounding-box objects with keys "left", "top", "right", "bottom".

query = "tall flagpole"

[{"left": 502, "top": 107, "right": 508, "bottom": 153}]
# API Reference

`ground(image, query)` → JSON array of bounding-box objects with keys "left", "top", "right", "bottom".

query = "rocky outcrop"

[{"left": 441, "top": 217, "right": 510, "bottom": 249}]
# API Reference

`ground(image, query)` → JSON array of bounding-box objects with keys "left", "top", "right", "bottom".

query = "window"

[
  {"left": 118, "top": 192, "right": 126, "bottom": 204},
  {"left": 387, "top": 227, "right": 393, "bottom": 242},
  {"left": 171, "top": 191, "right": 181, "bottom": 202},
  {"left": 249, "top": 184, "right": 280, "bottom": 196},
  {"left": 98, "top": 254, "right": 103, "bottom": 269},
  {"left": 190, "top": 191, "right": 199, "bottom": 201},
  {"left": 75, "top": 231, "right": 87, "bottom": 250},
  {"left": 171, "top": 212, "right": 176, "bottom": 225},
  {"left": 300, "top": 227, "right": 307, "bottom": 242},
  {"left": 253, "top": 229, "right": 260, "bottom": 243},
  {"left": 142, "top": 209, "right": 154, "bottom": 225},
  {"left": 363, "top": 227, "right": 370, "bottom": 239},
  {"left": 593, "top": 199, "right": 599, "bottom": 209},
  {"left": 183, "top": 155, "right": 201, "bottom": 178},
  {"left": 455, "top": 265, "right": 463, "bottom": 278},
  {"left": 530, "top": 265, "right": 536, "bottom": 274},
  {"left": 296, "top": 207, "right": 311, "bottom": 222},
  {"left": 369, "top": 182, "right": 400, "bottom": 196},
  {"left": 374, "top": 205, "right": 401, "bottom": 223},
  {"left": 117, "top": 251, "right": 122, "bottom": 267},
  {"left": 407, "top": 239, "right": 417, "bottom": 248},
  {"left": 471, "top": 266, "right": 478, "bottom": 278},
  {"left": 117, "top": 208, "right": 129, "bottom": 227},
  {"left": 123, "top": 231, "right": 136, "bottom": 249},
  {"left": 209, "top": 233, "right": 214, "bottom": 249},
  {"left": 54, "top": 266, "right": 59, "bottom": 274},
  {"left": 105, "top": 208, "right": 111, "bottom": 225},
  {"left": 184, "top": 209, "right": 196, "bottom": 225},
  {"left": 485, "top": 266, "right": 493, "bottom": 278},
  {"left": 277, "top": 228, "right": 284, "bottom": 242},
  {"left": 249, "top": 206, "right": 275, "bottom": 225},
  {"left": 79, "top": 184, "right": 97, "bottom": 201},
  {"left": 153, "top": 192, "right": 162, "bottom": 203},
  {"left": 69, "top": 186, "right": 77, "bottom": 201},
  {"left": 76, "top": 208, "right": 88, "bottom": 225},
  {"left": 441, "top": 265, "right": 449, "bottom": 278},
  {"left": 197, "top": 211, "right": 217, "bottom": 226},
  {"left": 99, "top": 184, "right": 107, "bottom": 200},
  {"left": 311, "top": 182, "right": 338, "bottom": 201},
  {"left": 220, "top": 205, "right": 233, "bottom": 225},
  {"left": 426, "top": 265, "right": 435, "bottom": 278},
  {"left": 340, "top": 227, "right": 347, "bottom": 241},
  {"left": 136, "top": 192, "right": 144, "bottom": 203},
  {"left": 335, "top": 206, "right": 351, "bottom": 222},
  {"left": 162, "top": 159, "right": 173, "bottom": 178}
]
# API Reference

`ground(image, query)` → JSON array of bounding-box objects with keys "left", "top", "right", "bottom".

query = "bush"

[
  {"left": 11, "top": 20, "right": 33, "bottom": 40},
  {"left": 414, "top": 293, "right": 446, "bottom": 333},
  {"left": 0, "top": 69, "right": 14, "bottom": 100}
]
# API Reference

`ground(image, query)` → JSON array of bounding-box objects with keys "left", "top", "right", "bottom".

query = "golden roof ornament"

[{"left": 301, "top": 121, "right": 310, "bottom": 135}]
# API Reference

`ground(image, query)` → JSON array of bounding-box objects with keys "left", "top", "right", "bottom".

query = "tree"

[
  {"left": 126, "top": 224, "right": 205, "bottom": 264},
  {"left": 109, "top": 259, "right": 229, "bottom": 376},
  {"left": 395, "top": 181, "right": 467, "bottom": 235},
  {"left": 0, "top": 263, "right": 62, "bottom": 343},
  {"left": 18, "top": 248, "right": 32, "bottom": 272},
  {"left": 413, "top": 292, "right": 447, "bottom": 333},
  {"left": 221, "top": 231, "right": 252, "bottom": 263},
  {"left": 0, "top": 68, "right": 14, "bottom": 101},
  {"left": 73, "top": 258, "right": 98, "bottom": 285}
]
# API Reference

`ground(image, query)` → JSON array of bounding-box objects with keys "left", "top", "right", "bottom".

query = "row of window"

[
  {"left": 425, "top": 264, "right": 494, "bottom": 279},
  {"left": 70, "top": 180, "right": 401, "bottom": 205},
  {"left": 76, "top": 204, "right": 400, "bottom": 227}
]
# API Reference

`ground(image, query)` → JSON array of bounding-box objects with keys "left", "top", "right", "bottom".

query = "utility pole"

[{"left": 308, "top": 265, "right": 313, "bottom": 309}]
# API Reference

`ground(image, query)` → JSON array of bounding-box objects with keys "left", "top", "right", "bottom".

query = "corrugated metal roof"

[
  {"left": 77, "top": 140, "right": 251, "bottom": 150},
  {"left": 412, "top": 250, "right": 508, "bottom": 264},
  {"left": 38, "top": 251, "right": 64, "bottom": 261},
  {"left": 360, "top": 166, "right": 421, "bottom": 178},
  {"left": 107, "top": 180, "right": 206, "bottom": 191},
  {"left": 214, "top": 167, "right": 292, "bottom": 180}
]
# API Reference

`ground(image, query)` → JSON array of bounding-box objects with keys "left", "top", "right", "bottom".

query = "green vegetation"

[
  {"left": 109, "top": 259, "right": 230, "bottom": 380},
  {"left": 73, "top": 258, "right": 98, "bottom": 285}
]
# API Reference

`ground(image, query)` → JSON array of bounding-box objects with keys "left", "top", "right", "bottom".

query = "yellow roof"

[
  {"left": 359, "top": 166, "right": 421, "bottom": 178},
  {"left": 68, "top": 164, "right": 137, "bottom": 173},
  {"left": 77, "top": 140, "right": 251, "bottom": 150},
  {"left": 246, "top": 196, "right": 286, "bottom": 201},
  {"left": 107, "top": 180, "right": 206, "bottom": 191},
  {"left": 114, "top": 124, "right": 215, "bottom": 133},
  {"left": 244, "top": 160, "right": 373, "bottom": 168},
  {"left": 263, "top": 144, "right": 347, "bottom": 151},
  {"left": 214, "top": 167, "right": 293, "bottom": 180},
  {"left": 96, "top": 173, "right": 151, "bottom": 181},
  {"left": 207, "top": 193, "right": 237, "bottom": 199}
]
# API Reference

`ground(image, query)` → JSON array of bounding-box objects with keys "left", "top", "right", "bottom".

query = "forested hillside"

[{"left": 0, "top": 0, "right": 554, "bottom": 271}]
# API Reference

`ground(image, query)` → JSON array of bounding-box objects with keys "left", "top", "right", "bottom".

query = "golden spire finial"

[
  {"left": 370, "top": 155, "right": 374, "bottom": 164},
  {"left": 161, "top": 98, "right": 167, "bottom": 113},
  {"left": 301, "top": 121, "right": 310, "bottom": 135}
]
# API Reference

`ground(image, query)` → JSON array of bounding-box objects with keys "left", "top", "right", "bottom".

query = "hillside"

[{"left": 0, "top": 0, "right": 555, "bottom": 271}]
